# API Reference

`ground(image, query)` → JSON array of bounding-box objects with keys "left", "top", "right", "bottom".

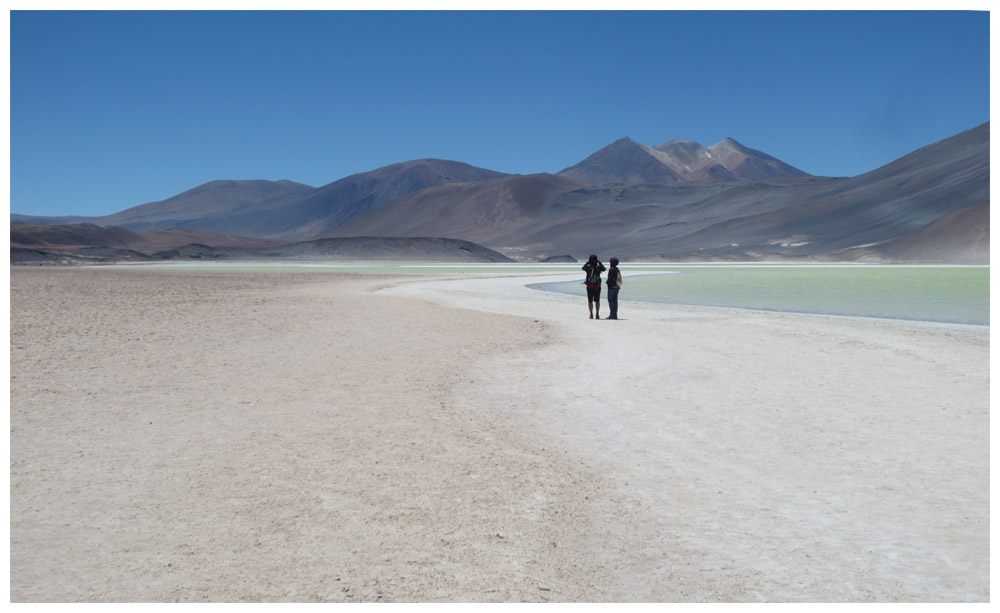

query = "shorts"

[{"left": 586, "top": 285, "right": 601, "bottom": 302}]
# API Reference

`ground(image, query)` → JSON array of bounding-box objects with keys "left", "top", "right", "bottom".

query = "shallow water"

[{"left": 535, "top": 266, "right": 989, "bottom": 325}]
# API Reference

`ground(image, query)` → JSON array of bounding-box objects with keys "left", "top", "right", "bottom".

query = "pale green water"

[{"left": 536, "top": 266, "right": 990, "bottom": 325}]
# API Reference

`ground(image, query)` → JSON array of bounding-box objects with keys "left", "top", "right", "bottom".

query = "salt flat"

[{"left": 10, "top": 266, "right": 989, "bottom": 602}]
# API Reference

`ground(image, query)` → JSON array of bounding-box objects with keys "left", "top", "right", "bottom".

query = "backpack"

[{"left": 585, "top": 263, "right": 602, "bottom": 286}]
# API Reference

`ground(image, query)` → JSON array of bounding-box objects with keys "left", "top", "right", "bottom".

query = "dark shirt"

[{"left": 607, "top": 266, "right": 621, "bottom": 288}]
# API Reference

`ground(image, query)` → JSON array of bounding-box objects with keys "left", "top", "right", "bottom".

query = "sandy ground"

[{"left": 9, "top": 266, "right": 990, "bottom": 602}]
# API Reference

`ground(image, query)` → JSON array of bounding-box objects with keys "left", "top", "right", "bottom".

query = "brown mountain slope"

[
  {"left": 658, "top": 122, "right": 991, "bottom": 259},
  {"left": 849, "top": 202, "right": 989, "bottom": 264},
  {"left": 558, "top": 136, "right": 809, "bottom": 186},
  {"left": 102, "top": 180, "right": 315, "bottom": 230},
  {"left": 149, "top": 159, "right": 513, "bottom": 240},
  {"left": 323, "top": 173, "right": 586, "bottom": 245},
  {"left": 376, "top": 122, "right": 987, "bottom": 262},
  {"left": 654, "top": 138, "right": 810, "bottom": 182},
  {"left": 556, "top": 138, "right": 684, "bottom": 186}
]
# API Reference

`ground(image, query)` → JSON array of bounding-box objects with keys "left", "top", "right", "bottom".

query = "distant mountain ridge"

[
  {"left": 323, "top": 123, "right": 989, "bottom": 263},
  {"left": 10, "top": 221, "right": 285, "bottom": 250},
  {"left": 10, "top": 124, "right": 990, "bottom": 263},
  {"left": 101, "top": 179, "right": 315, "bottom": 230},
  {"left": 10, "top": 138, "right": 803, "bottom": 238},
  {"left": 12, "top": 159, "right": 508, "bottom": 241},
  {"left": 233, "top": 159, "right": 510, "bottom": 240}
]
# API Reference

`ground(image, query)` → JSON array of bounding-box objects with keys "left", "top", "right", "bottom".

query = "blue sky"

[{"left": 10, "top": 10, "right": 991, "bottom": 217}]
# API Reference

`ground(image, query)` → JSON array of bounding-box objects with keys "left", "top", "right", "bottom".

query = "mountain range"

[{"left": 11, "top": 123, "right": 990, "bottom": 263}]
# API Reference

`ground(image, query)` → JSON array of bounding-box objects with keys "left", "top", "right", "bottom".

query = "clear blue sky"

[{"left": 10, "top": 10, "right": 990, "bottom": 217}]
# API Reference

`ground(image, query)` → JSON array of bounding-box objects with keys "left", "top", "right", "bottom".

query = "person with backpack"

[
  {"left": 582, "top": 254, "right": 606, "bottom": 319},
  {"left": 606, "top": 257, "right": 623, "bottom": 319}
]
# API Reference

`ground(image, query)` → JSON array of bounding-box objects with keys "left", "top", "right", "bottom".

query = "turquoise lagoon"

[{"left": 535, "top": 265, "right": 989, "bottom": 325}]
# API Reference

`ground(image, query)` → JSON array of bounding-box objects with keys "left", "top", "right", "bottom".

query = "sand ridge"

[{"left": 9, "top": 266, "right": 989, "bottom": 602}]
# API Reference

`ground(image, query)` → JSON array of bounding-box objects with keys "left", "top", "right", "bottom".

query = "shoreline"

[
  {"left": 10, "top": 267, "right": 989, "bottom": 602},
  {"left": 388, "top": 272, "right": 989, "bottom": 602}
]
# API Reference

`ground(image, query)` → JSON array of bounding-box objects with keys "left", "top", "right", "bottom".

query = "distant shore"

[{"left": 10, "top": 266, "right": 989, "bottom": 602}]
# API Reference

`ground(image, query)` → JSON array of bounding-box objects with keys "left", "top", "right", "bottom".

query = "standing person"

[
  {"left": 582, "top": 254, "right": 606, "bottom": 319},
  {"left": 606, "top": 257, "right": 623, "bottom": 319}
]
